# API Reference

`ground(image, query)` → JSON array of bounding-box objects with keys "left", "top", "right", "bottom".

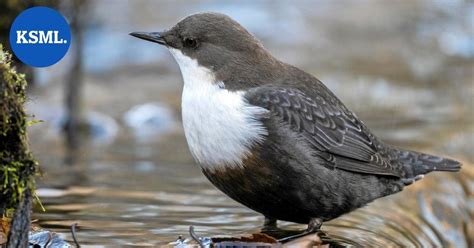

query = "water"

[
  {"left": 30, "top": 137, "right": 473, "bottom": 247},
  {"left": 27, "top": 0, "right": 473, "bottom": 247}
]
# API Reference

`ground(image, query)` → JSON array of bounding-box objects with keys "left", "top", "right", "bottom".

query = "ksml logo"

[
  {"left": 16, "top": 30, "right": 68, "bottom": 44},
  {"left": 9, "top": 6, "right": 71, "bottom": 67}
]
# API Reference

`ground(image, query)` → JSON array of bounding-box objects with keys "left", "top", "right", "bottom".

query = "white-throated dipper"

[{"left": 130, "top": 12, "right": 462, "bottom": 238}]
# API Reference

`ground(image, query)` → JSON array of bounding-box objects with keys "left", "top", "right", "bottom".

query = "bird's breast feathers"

[{"left": 169, "top": 48, "right": 268, "bottom": 170}]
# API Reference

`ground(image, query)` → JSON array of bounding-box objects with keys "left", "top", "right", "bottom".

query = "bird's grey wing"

[{"left": 245, "top": 85, "right": 404, "bottom": 177}]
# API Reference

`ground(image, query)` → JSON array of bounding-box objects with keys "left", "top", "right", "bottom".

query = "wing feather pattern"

[{"left": 246, "top": 86, "right": 405, "bottom": 177}]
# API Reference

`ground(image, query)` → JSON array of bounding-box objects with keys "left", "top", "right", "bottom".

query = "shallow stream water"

[{"left": 26, "top": 1, "right": 472, "bottom": 247}]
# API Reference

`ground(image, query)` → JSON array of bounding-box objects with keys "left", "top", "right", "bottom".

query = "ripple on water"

[{"left": 33, "top": 160, "right": 473, "bottom": 247}]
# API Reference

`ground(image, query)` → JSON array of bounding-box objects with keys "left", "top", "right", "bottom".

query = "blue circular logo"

[{"left": 9, "top": 6, "right": 71, "bottom": 67}]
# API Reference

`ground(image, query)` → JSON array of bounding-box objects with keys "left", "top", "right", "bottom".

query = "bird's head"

[{"left": 131, "top": 12, "right": 278, "bottom": 88}]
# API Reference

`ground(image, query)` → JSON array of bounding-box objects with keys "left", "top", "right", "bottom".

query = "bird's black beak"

[{"left": 129, "top": 31, "right": 166, "bottom": 45}]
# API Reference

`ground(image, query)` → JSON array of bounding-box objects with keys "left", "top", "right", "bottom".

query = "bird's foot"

[{"left": 277, "top": 218, "right": 322, "bottom": 243}]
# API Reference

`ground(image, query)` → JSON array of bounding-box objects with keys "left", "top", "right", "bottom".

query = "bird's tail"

[{"left": 389, "top": 147, "right": 462, "bottom": 178}]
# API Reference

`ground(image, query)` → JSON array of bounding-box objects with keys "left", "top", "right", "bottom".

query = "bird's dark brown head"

[{"left": 131, "top": 12, "right": 282, "bottom": 88}]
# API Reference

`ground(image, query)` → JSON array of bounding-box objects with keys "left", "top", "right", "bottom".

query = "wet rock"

[
  {"left": 28, "top": 230, "right": 72, "bottom": 248},
  {"left": 86, "top": 111, "right": 119, "bottom": 145},
  {"left": 26, "top": 101, "right": 119, "bottom": 145},
  {"left": 123, "top": 102, "right": 174, "bottom": 141},
  {"left": 212, "top": 233, "right": 279, "bottom": 247},
  {"left": 164, "top": 226, "right": 323, "bottom": 248}
]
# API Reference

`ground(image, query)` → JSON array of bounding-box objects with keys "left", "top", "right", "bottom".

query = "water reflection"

[
  {"left": 28, "top": 0, "right": 473, "bottom": 247},
  {"left": 32, "top": 146, "right": 473, "bottom": 247}
]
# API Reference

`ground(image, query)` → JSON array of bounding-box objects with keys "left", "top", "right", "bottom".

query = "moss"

[{"left": 0, "top": 44, "right": 38, "bottom": 217}]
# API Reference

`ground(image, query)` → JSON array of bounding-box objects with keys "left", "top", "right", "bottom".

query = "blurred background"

[{"left": 2, "top": 0, "right": 473, "bottom": 246}]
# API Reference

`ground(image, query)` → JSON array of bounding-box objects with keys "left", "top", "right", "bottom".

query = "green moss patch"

[{"left": 0, "top": 44, "right": 38, "bottom": 217}]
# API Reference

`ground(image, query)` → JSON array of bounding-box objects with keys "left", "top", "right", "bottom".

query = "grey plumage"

[
  {"left": 130, "top": 12, "right": 462, "bottom": 228},
  {"left": 245, "top": 85, "right": 461, "bottom": 180}
]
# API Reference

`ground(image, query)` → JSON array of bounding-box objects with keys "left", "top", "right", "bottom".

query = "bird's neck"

[{"left": 214, "top": 50, "right": 287, "bottom": 91}]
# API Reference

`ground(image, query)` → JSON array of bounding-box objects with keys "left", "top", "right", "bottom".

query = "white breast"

[{"left": 169, "top": 48, "right": 268, "bottom": 170}]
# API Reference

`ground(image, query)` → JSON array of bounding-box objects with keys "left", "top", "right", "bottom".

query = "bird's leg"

[
  {"left": 307, "top": 218, "right": 323, "bottom": 232},
  {"left": 262, "top": 216, "right": 278, "bottom": 231},
  {"left": 277, "top": 218, "right": 323, "bottom": 243}
]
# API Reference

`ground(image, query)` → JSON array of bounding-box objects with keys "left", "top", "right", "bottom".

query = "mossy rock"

[{"left": 0, "top": 44, "right": 38, "bottom": 217}]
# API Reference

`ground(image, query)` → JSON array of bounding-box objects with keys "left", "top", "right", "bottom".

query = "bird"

[{"left": 130, "top": 12, "right": 462, "bottom": 239}]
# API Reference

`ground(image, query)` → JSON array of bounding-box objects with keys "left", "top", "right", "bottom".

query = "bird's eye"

[{"left": 183, "top": 38, "right": 198, "bottom": 48}]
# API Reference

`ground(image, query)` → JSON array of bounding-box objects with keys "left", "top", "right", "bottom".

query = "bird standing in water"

[{"left": 130, "top": 12, "right": 461, "bottom": 239}]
